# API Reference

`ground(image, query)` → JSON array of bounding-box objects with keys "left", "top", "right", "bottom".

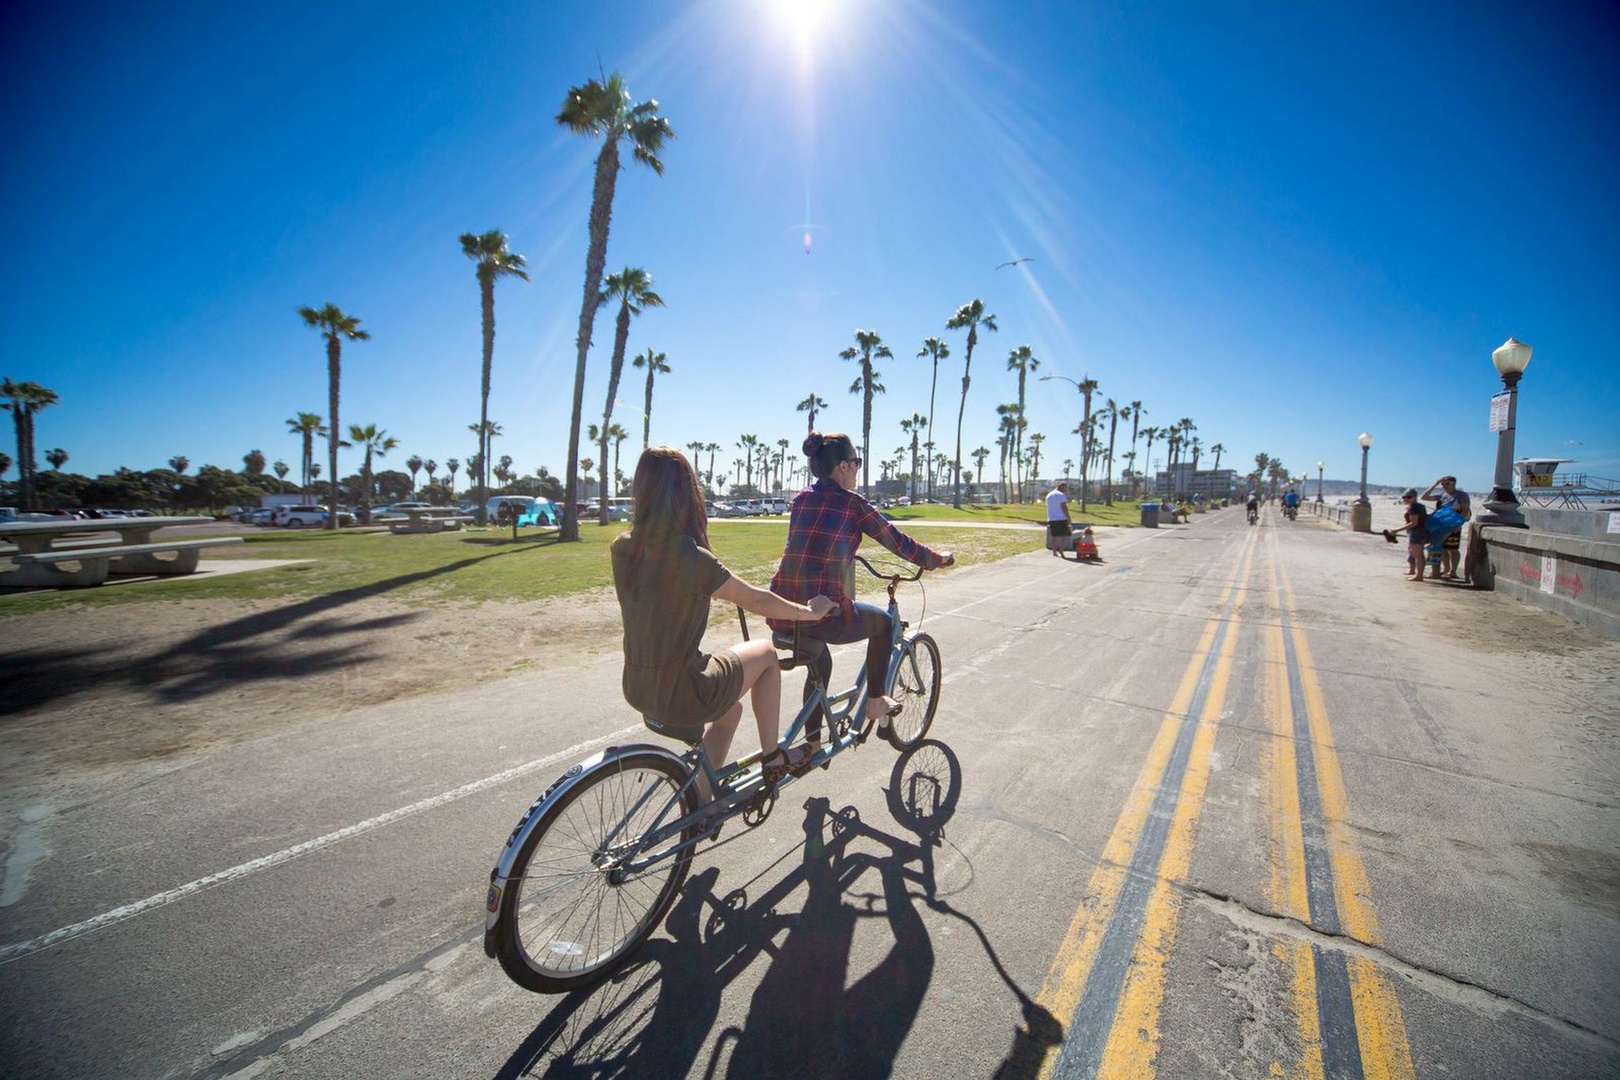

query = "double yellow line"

[
  {"left": 1036, "top": 521, "right": 1258, "bottom": 1078},
  {"left": 1034, "top": 520, "right": 1416, "bottom": 1078}
]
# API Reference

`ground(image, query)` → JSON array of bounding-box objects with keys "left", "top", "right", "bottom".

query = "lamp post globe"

[
  {"left": 1479, "top": 337, "right": 1532, "bottom": 527},
  {"left": 1351, "top": 433, "right": 1374, "bottom": 532}
]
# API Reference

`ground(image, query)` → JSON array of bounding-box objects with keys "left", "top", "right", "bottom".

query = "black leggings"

[{"left": 796, "top": 602, "right": 893, "bottom": 739}]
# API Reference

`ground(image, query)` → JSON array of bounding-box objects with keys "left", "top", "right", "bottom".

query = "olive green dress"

[{"left": 610, "top": 531, "right": 745, "bottom": 739}]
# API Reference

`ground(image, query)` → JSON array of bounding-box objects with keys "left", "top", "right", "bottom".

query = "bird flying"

[{"left": 995, "top": 257, "right": 1033, "bottom": 270}]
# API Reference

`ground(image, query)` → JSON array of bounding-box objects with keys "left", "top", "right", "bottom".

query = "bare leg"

[
  {"left": 727, "top": 639, "right": 783, "bottom": 752},
  {"left": 701, "top": 701, "right": 744, "bottom": 785}
]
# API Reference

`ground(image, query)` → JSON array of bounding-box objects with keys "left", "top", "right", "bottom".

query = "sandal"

[{"left": 761, "top": 744, "right": 816, "bottom": 785}]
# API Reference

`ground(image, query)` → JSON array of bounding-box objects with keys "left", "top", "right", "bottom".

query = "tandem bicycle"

[{"left": 483, "top": 555, "right": 944, "bottom": 994}]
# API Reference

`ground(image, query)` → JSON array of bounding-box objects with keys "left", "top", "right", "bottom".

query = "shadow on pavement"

[{"left": 495, "top": 740, "right": 1060, "bottom": 1078}]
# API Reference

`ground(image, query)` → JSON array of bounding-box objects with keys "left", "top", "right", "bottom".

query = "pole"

[
  {"left": 1351, "top": 442, "right": 1372, "bottom": 532},
  {"left": 1478, "top": 371, "right": 1526, "bottom": 527}
]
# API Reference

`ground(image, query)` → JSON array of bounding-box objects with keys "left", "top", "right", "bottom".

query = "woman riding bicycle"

[
  {"left": 768, "top": 432, "right": 953, "bottom": 747},
  {"left": 611, "top": 447, "right": 834, "bottom": 785}
]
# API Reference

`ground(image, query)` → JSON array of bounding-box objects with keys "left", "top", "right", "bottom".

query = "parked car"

[
  {"left": 245, "top": 507, "right": 278, "bottom": 526},
  {"left": 274, "top": 504, "right": 354, "bottom": 528}
]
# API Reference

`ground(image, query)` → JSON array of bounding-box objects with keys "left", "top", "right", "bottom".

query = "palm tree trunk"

[
  {"left": 641, "top": 370, "right": 653, "bottom": 452},
  {"left": 478, "top": 274, "right": 495, "bottom": 524},
  {"left": 327, "top": 336, "right": 341, "bottom": 530},
  {"left": 926, "top": 361, "right": 939, "bottom": 501},
  {"left": 562, "top": 140, "right": 621, "bottom": 542},
  {"left": 952, "top": 330, "right": 975, "bottom": 509},
  {"left": 600, "top": 301, "right": 631, "bottom": 524},
  {"left": 861, "top": 361, "right": 873, "bottom": 497}
]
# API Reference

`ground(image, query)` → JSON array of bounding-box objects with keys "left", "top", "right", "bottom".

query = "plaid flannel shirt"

[{"left": 767, "top": 479, "right": 948, "bottom": 634}]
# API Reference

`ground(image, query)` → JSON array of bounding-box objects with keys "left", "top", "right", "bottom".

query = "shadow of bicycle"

[{"left": 494, "top": 739, "right": 1061, "bottom": 1079}]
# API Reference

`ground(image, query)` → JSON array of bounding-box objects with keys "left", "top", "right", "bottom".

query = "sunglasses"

[{"left": 846, "top": 456, "right": 862, "bottom": 468}]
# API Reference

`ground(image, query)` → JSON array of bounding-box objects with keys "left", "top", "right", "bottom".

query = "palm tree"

[
  {"left": 704, "top": 443, "right": 720, "bottom": 489},
  {"left": 424, "top": 459, "right": 438, "bottom": 495},
  {"left": 776, "top": 438, "right": 790, "bottom": 493},
  {"left": 737, "top": 434, "right": 759, "bottom": 495},
  {"left": 840, "top": 329, "right": 891, "bottom": 497},
  {"left": 796, "top": 392, "right": 828, "bottom": 436},
  {"left": 900, "top": 414, "right": 926, "bottom": 501},
  {"left": 970, "top": 446, "right": 991, "bottom": 497},
  {"left": 631, "top": 348, "right": 670, "bottom": 451},
  {"left": 995, "top": 404, "right": 1019, "bottom": 502},
  {"left": 1028, "top": 431, "right": 1045, "bottom": 489},
  {"left": 286, "top": 412, "right": 324, "bottom": 493},
  {"left": 1125, "top": 401, "right": 1145, "bottom": 496},
  {"left": 608, "top": 423, "right": 629, "bottom": 496},
  {"left": 348, "top": 424, "right": 398, "bottom": 515},
  {"left": 45, "top": 447, "right": 67, "bottom": 471},
  {"left": 406, "top": 454, "right": 423, "bottom": 495},
  {"left": 556, "top": 73, "right": 673, "bottom": 542},
  {"left": 596, "top": 267, "right": 664, "bottom": 524},
  {"left": 1210, "top": 442, "right": 1226, "bottom": 473},
  {"left": 2, "top": 378, "right": 59, "bottom": 509},
  {"left": 446, "top": 458, "right": 460, "bottom": 500},
  {"left": 272, "top": 460, "right": 290, "bottom": 493},
  {"left": 945, "top": 300, "right": 997, "bottom": 508},
  {"left": 299, "top": 303, "right": 370, "bottom": 529},
  {"left": 460, "top": 229, "right": 529, "bottom": 524},
  {"left": 169, "top": 455, "right": 189, "bottom": 475},
  {"left": 1099, "top": 398, "right": 1120, "bottom": 505},
  {"left": 916, "top": 336, "right": 950, "bottom": 500},
  {"left": 1006, "top": 345, "right": 1040, "bottom": 498},
  {"left": 1141, "top": 426, "right": 1162, "bottom": 497}
]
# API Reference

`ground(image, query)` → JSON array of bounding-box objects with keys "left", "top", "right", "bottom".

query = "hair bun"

[{"left": 803, "top": 432, "right": 824, "bottom": 456}]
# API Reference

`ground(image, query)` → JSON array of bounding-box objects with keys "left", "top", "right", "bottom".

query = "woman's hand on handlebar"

[{"left": 802, "top": 594, "right": 836, "bottom": 620}]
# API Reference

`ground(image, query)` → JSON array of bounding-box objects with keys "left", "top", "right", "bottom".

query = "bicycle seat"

[
  {"left": 641, "top": 713, "right": 705, "bottom": 744},
  {"left": 770, "top": 629, "right": 826, "bottom": 671}
]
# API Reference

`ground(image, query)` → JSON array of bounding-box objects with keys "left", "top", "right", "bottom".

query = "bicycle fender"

[{"left": 482, "top": 742, "right": 686, "bottom": 951}]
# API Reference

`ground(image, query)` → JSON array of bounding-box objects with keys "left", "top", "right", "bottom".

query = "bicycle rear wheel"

[
  {"left": 884, "top": 632, "right": 941, "bottom": 750},
  {"left": 492, "top": 751, "right": 697, "bottom": 993}
]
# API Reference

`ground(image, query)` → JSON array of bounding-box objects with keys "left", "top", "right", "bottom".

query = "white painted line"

[{"left": 0, "top": 727, "right": 639, "bottom": 965}]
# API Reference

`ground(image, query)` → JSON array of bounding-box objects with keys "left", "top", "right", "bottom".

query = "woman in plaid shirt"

[{"left": 769, "top": 432, "right": 953, "bottom": 746}]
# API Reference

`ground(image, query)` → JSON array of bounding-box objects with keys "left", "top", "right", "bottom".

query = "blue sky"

[{"left": 3, "top": 0, "right": 1616, "bottom": 498}]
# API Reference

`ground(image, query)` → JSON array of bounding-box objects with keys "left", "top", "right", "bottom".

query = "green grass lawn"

[
  {"left": 0, "top": 518, "right": 1053, "bottom": 613},
  {"left": 1, "top": 500, "right": 1185, "bottom": 614}
]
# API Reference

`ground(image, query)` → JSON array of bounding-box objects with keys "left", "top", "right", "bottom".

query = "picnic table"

[
  {"left": 0, "top": 516, "right": 242, "bottom": 589},
  {"left": 386, "top": 507, "right": 477, "bottom": 534}
]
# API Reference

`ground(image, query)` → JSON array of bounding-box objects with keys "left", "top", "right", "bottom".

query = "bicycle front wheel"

[
  {"left": 492, "top": 750, "right": 697, "bottom": 994},
  {"left": 885, "top": 632, "right": 941, "bottom": 750}
]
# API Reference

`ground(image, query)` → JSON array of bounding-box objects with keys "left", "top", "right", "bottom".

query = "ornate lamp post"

[
  {"left": 1315, "top": 460, "right": 1325, "bottom": 505},
  {"left": 1351, "top": 432, "right": 1373, "bottom": 532},
  {"left": 1477, "top": 337, "right": 1532, "bottom": 528}
]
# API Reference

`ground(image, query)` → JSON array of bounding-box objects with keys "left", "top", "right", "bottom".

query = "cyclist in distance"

[
  {"left": 770, "top": 431, "right": 954, "bottom": 750},
  {"left": 610, "top": 447, "right": 835, "bottom": 786},
  {"left": 1246, "top": 492, "right": 1260, "bottom": 524}
]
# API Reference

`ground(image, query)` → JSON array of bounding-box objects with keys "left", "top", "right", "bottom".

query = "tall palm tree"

[
  {"left": 1006, "top": 344, "right": 1040, "bottom": 497},
  {"left": 299, "top": 303, "right": 370, "bottom": 529},
  {"left": 347, "top": 424, "right": 398, "bottom": 515},
  {"left": 286, "top": 412, "right": 324, "bottom": 493},
  {"left": 971, "top": 446, "right": 991, "bottom": 495},
  {"left": 446, "top": 458, "right": 460, "bottom": 500},
  {"left": 840, "top": 329, "right": 891, "bottom": 497},
  {"left": 704, "top": 443, "right": 720, "bottom": 489},
  {"left": 1028, "top": 431, "right": 1045, "bottom": 486},
  {"left": 685, "top": 441, "right": 707, "bottom": 489},
  {"left": 630, "top": 348, "right": 670, "bottom": 451},
  {"left": 1125, "top": 401, "right": 1145, "bottom": 496},
  {"left": 272, "top": 460, "right": 290, "bottom": 493},
  {"left": 45, "top": 447, "right": 67, "bottom": 471},
  {"left": 609, "top": 423, "right": 629, "bottom": 496},
  {"left": 406, "top": 454, "right": 423, "bottom": 495},
  {"left": 556, "top": 73, "right": 673, "bottom": 542},
  {"left": 424, "top": 459, "right": 438, "bottom": 496},
  {"left": 1210, "top": 442, "right": 1225, "bottom": 474},
  {"left": 1074, "top": 377, "right": 1098, "bottom": 509},
  {"left": 169, "top": 455, "right": 189, "bottom": 475},
  {"left": 1100, "top": 398, "right": 1120, "bottom": 505},
  {"left": 2, "top": 378, "right": 58, "bottom": 509},
  {"left": 737, "top": 434, "right": 758, "bottom": 495},
  {"left": 595, "top": 268, "right": 663, "bottom": 523},
  {"left": 1141, "top": 426, "right": 1162, "bottom": 496},
  {"left": 460, "top": 229, "right": 529, "bottom": 524},
  {"left": 796, "top": 392, "right": 828, "bottom": 436},
  {"left": 945, "top": 300, "right": 997, "bottom": 508},
  {"left": 995, "top": 403, "right": 1019, "bottom": 502},
  {"left": 900, "top": 413, "right": 926, "bottom": 501},
  {"left": 916, "top": 336, "right": 950, "bottom": 500},
  {"left": 776, "top": 438, "right": 790, "bottom": 493}
]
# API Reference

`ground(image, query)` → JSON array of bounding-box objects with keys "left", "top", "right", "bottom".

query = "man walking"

[{"left": 1045, "top": 481, "right": 1072, "bottom": 557}]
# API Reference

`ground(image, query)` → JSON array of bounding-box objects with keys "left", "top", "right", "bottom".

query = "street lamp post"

[
  {"left": 1351, "top": 432, "right": 1373, "bottom": 532},
  {"left": 1040, "top": 372, "right": 1095, "bottom": 509},
  {"left": 1477, "top": 337, "right": 1532, "bottom": 528},
  {"left": 1316, "top": 460, "right": 1325, "bottom": 505}
]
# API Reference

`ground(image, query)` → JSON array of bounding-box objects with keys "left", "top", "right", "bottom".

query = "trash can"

[{"left": 1140, "top": 505, "right": 1158, "bottom": 528}]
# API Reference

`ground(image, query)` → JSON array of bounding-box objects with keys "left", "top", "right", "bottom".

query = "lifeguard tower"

[{"left": 1515, "top": 459, "right": 1620, "bottom": 509}]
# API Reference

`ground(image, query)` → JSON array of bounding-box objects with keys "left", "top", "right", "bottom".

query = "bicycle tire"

[
  {"left": 492, "top": 750, "right": 697, "bottom": 993},
  {"left": 884, "top": 632, "right": 941, "bottom": 750}
]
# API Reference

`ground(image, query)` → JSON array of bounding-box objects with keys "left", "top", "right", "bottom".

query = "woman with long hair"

[
  {"left": 611, "top": 447, "right": 833, "bottom": 784},
  {"left": 769, "top": 431, "right": 953, "bottom": 745}
]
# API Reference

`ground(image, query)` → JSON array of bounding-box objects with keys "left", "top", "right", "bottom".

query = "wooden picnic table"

[
  {"left": 387, "top": 507, "right": 477, "bottom": 534},
  {"left": 0, "top": 516, "right": 241, "bottom": 589}
]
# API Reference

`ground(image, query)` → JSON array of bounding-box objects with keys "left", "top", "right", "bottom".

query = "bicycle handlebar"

[{"left": 853, "top": 553, "right": 927, "bottom": 583}]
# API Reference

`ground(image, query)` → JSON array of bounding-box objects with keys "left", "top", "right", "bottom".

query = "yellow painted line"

[
  {"left": 1035, "top": 524, "right": 1260, "bottom": 1077},
  {"left": 1263, "top": 532, "right": 1325, "bottom": 1080},
  {"left": 1280, "top": 556, "right": 1416, "bottom": 1080},
  {"left": 1095, "top": 592, "right": 1240, "bottom": 1075}
]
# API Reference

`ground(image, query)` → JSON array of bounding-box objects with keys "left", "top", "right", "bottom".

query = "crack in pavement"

[{"left": 1181, "top": 883, "right": 1620, "bottom": 1055}]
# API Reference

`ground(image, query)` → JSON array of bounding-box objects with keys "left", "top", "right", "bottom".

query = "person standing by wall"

[
  {"left": 1383, "top": 488, "right": 1431, "bottom": 582},
  {"left": 1420, "top": 475, "right": 1471, "bottom": 581}
]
